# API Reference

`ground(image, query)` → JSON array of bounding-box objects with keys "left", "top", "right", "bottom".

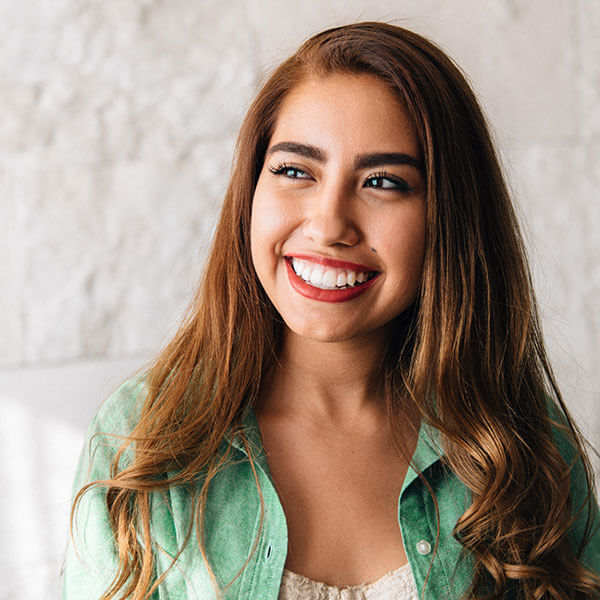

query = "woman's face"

[{"left": 250, "top": 73, "right": 426, "bottom": 345}]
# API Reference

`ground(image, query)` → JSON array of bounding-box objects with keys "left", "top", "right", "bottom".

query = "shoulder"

[
  {"left": 546, "top": 398, "right": 579, "bottom": 460},
  {"left": 73, "top": 375, "right": 148, "bottom": 490},
  {"left": 546, "top": 398, "right": 594, "bottom": 499},
  {"left": 64, "top": 376, "right": 150, "bottom": 598},
  {"left": 546, "top": 398, "right": 600, "bottom": 572},
  {"left": 89, "top": 374, "right": 148, "bottom": 437}
]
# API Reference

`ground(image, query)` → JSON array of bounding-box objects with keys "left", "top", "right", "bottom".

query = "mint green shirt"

[{"left": 63, "top": 379, "right": 600, "bottom": 599}]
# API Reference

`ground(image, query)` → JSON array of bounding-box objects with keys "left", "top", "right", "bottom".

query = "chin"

[
  {"left": 288, "top": 325, "right": 349, "bottom": 343},
  {"left": 284, "top": 318, "right": 381, "bottom": 345}
]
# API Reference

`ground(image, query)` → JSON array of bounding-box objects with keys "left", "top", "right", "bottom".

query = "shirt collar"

[
  {"left": 228, "top": 407, "right": 273, "bottom": 477},
  {"left": 230, "top": 407, "right": 443, "bottom": 490},
  {"left": 400, "top": 420, "right": 444, "bottom": 494}
]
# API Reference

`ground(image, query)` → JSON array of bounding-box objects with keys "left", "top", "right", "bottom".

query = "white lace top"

[{"left": 278, "top": 563, "right": 418, "bottom": 599}]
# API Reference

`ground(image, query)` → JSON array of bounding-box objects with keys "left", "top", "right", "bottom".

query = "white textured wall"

[{"left": 0, "top": 1, "right": 598, "bottom": 598}]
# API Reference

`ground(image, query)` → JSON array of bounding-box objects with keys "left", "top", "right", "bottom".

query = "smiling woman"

[{"left": 63, "top": 22, "right": 600, "bottom": 600}]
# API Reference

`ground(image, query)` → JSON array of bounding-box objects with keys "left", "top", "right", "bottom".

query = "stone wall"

[{"left": 0, "top": 1, "right": 598, "bottom": 598}]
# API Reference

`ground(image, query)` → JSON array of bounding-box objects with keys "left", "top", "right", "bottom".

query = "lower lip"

[{"left": 285, "top": 259, "right": 379, "bottom": 303}]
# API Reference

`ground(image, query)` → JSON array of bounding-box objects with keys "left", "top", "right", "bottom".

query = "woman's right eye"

[{"left": 268, "top": 164, "right": 312, "bottom": 179}]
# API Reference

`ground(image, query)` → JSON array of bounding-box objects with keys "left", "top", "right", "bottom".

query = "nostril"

[{"left": 301, "top": 214, "right": 359, "bottom": 247}]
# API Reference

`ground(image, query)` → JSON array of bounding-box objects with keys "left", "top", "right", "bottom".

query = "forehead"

[{"left": 270, "top": 73, "right": 420, "bottom": 158}]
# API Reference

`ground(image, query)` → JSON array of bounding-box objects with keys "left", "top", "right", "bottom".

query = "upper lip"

[{"left": 285, "top": 253, "right": 379, "bottom": 272}]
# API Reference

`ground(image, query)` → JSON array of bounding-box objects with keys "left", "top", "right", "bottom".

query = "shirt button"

[{"left": 416, "top": 539, "right": 431, "bottom": 555}]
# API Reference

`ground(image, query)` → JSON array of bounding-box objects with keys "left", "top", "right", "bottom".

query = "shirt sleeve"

[{"left": 62, "top": 378, "right": 145, "bottom": 600}]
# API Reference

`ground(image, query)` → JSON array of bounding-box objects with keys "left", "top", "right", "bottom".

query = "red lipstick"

[{"left": 286, "top": 253, "right": 377, "bottom": 272}]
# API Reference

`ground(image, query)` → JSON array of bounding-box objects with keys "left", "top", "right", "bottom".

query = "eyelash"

[
  {"left": 268, "top": 163, "right": 310, "bottom": 179},
  {"left": 365, "top": 171, "right": 412, "bottom": 193},
  {"left": 268, "top": 163, "right": 412, "bottom": 193}
]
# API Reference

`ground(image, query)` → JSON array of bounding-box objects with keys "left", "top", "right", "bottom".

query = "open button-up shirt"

[{"left": 63, "top": 379, "right": 600, "bottom": 599}]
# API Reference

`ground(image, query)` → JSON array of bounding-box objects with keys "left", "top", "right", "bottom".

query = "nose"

[{"left": 301, "top": 183, "right": 360, "bottom": 247}]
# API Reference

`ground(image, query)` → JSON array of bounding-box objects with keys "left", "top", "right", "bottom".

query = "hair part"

[{"left": 71, "top": 22, "right": 599, "bottom": 599}]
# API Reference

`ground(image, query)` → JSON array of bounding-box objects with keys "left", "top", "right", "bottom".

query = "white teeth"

[
  {"left": 309, "top": 269, "right": 323, "bottom": 286},
  {"left": 322, "top": 270, "right": 337, "bottom": 288},
  {"left": 290, "top": 257, "right": 373, "bottom": 290}
]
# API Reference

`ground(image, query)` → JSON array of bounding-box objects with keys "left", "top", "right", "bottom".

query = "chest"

[
  {"left": 257, "top": 418, "right": 414, "bottom": 586},
  {"left": 151, "top": 427, "right": 474, "bottom": 600}
]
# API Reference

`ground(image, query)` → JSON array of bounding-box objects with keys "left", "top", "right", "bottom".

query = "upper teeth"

[{"left": 291, "top": 258, "right": 371, "bottom": 290}]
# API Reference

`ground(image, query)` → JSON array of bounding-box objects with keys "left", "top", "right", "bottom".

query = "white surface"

[
  {"left": 0, "top": 357, "right": 143, "bottom": 600},
  {"left": 0, "top": 1, "right": 598, "bottom": 598}
]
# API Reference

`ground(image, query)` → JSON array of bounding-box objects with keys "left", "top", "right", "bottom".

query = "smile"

[
  {"left": 290, "top": 257, "right": 377, "bottom": 289},
  {"left": 284, "top": 255, "right": 380, "bottom": 303}
]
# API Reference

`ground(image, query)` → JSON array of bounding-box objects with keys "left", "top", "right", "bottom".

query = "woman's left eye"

[{"left": 364, "top": 174, "right": 411, "bottom": 192}]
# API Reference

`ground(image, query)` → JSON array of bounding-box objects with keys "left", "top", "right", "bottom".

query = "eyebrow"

[
  {"left": 355, "top": 152, "right": 422, "bottom": 171},
  {"left": 267, "top": 142, "right": 326, "bottom": 162},
  {"left": 267, "top": 141, "right": 422, "bottom": 171}
]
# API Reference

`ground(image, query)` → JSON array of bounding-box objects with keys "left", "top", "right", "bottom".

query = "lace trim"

[{"left": 278, "top": 562, "right": 418, "bottom": 599}]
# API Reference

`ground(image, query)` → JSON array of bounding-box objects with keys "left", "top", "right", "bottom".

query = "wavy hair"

[{"left": 71, "top": 22, "right": 600, "bottom": 599}]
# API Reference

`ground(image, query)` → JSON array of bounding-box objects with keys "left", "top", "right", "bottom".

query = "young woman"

[{"left": 64, "top": 22, "right": 600, "bottom": 600}]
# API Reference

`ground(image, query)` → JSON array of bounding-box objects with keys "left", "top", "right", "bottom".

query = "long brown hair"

[{"left": 72, "top": 22, "right": 599, "bottom": 599}]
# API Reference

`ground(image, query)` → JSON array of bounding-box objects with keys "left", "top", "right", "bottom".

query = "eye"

[
  {"left": 364, "top": 172, "right": 412, "bottom": 193},
  {"left": 268, "top": 163, "right": 312, "bottom": 179}
]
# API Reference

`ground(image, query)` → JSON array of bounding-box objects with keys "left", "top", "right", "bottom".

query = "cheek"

[
  {"left": 249, "top": 197, "right": 268, "bottom": 276},
  {"left": 250, "top": 185, "right": 297, "bottom": 261},
  {"left": 406, "top": 226, "right": 427, "bottom": 279},
  {"left": 250, "top": 190, "right": 286, "bottom": 280},
  {"left": 380, "top": 207, "right": 427, "bottom": 281},
  {"left": 404, "top": 215, "right": 427, "bottom": 263}
]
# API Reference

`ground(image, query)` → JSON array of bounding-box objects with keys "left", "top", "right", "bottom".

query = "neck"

[{"left": 259, "top": 327, "right": 392, "bottom": 425}]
